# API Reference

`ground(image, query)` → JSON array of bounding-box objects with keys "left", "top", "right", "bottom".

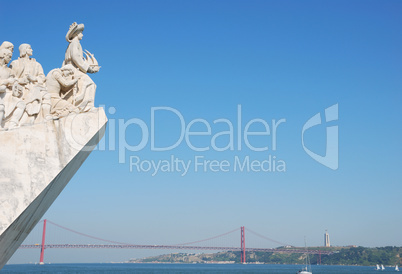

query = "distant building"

[{"left": 324, "top": 230, "right": 330, "bottom": 247}]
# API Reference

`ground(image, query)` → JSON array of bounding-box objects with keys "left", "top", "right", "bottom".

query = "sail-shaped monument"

[{"left": 0, "top": 22, "right": 106, "bottom": 268}]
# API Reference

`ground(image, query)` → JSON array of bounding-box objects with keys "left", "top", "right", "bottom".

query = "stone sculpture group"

[
  {"left": 0, "top": 22, "right": 100, "bottom": 130},
  {"left": 0, "top": 22, "right": 107, "bottom": 269}
]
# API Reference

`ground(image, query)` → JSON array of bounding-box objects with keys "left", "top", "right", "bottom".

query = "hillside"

[{"left": 128, "top": 246, "right": 402, "bottom": 266}]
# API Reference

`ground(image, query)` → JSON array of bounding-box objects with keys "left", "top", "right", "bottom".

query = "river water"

[{"left": 1, "top": 263, "right": 393, "bottom": 273}]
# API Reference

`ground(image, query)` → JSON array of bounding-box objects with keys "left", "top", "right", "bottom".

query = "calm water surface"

[{"left": 1, "top": 263, "right": 393, "bottom": 273}]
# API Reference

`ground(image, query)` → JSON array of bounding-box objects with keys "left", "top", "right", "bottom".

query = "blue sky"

[{"left": 4, "top": 0, "right": 402, "bottom": 264}]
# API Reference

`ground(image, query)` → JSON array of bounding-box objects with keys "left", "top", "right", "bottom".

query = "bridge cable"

[
  {"left": 173, "top": 227, "right": 239, "bottom": 246},
  {"left": 245, "top": 227, "right": 290, "bottom": 247},
  {"left": 46, "top": 220, "right": 132, "bottom": 245}
]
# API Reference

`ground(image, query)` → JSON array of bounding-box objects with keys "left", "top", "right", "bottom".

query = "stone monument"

[{"left": 0, "top": 23, "right": 107, "bottom": 268}]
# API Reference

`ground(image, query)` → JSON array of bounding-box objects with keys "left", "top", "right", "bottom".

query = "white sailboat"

[
  {"left": 297, "top": 237, "right": 312, "bottom": 274},
  {"left": 298, "top": 266, "right": 312, "bottom": 274},
  {"left": 376, "top": 264, "right": 380, "bottom": 270},
  {"left": 396, "top": 265, "right": 399, "bottom": 271},
  {"left": 381, "top": 265, "right": 385, "bottom": 270}
]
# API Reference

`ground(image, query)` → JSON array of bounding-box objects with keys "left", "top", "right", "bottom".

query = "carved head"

[
  {"left": 61, "top": 64, "right": 76, "bottom": 77},
  {"left": 66, "top": 22, "right": 85, "bottom": 42},
  {"left": 0, "top": 48, "right": 13, "bottom": 64},
  {"left": 19, "top": 44, "right": 33, "bottom": 57},
  {"left": 0, "top": 41, "right": 14, "bottom": 53},
  {"left": 12, "top": 83, "right": 23, "bottom": 98}
]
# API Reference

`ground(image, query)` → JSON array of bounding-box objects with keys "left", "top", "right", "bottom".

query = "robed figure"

[{"left": 63, "top": 22, "right": 99, "bottom": 112}]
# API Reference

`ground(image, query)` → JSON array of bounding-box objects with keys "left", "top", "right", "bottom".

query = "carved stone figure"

[
  {"left": 63, "top": 22, "right": 100, "bottom": 112},
  {"left": 10, "top": 44, "right": 52, "bottom": 124},
  {"left": 0, "top": 41, "right": 14, "bottom": 53},
  {"left": 0, "top": 48, "right": 25, "bottom": 129},
  {"left": 46, "top": 64, "right": 80, "bottom": 117}
]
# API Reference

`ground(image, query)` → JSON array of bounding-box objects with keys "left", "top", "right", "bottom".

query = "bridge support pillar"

[
  {"left": 240, "top": 226, "right": 246, "bottom": 263},
  {"left": 39, "top": 219, "right": 47, "bottom": 265},
  {"left": 318, "top": 249, "right": 321, "bottom": 265}
]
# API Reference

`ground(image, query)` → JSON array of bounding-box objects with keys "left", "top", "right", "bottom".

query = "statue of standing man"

[
  {"left": 10, "top": 44, "right": 52, "bottom": 123},
  {"left": 0, "top": 48, "right": 25, "bottom": 129},
  {"left": 63, "top": 22, "right": 100, "bottom": 112}
]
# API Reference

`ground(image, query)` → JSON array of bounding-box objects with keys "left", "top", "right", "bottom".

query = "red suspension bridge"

[{"left": 19, "top": 220, "right": 333, "bottom": 264}]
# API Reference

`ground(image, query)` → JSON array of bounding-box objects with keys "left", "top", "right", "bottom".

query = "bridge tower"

[
  {"left": 39, "top": 219, "right": 47, "bottom": 265},
  {"left": 240, "top": 226, "right": 246, "bottom": 263}
]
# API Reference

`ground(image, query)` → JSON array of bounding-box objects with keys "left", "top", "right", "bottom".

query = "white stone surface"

[{"left": 0, "top": 108, "right": 107, "bottom": 268}]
